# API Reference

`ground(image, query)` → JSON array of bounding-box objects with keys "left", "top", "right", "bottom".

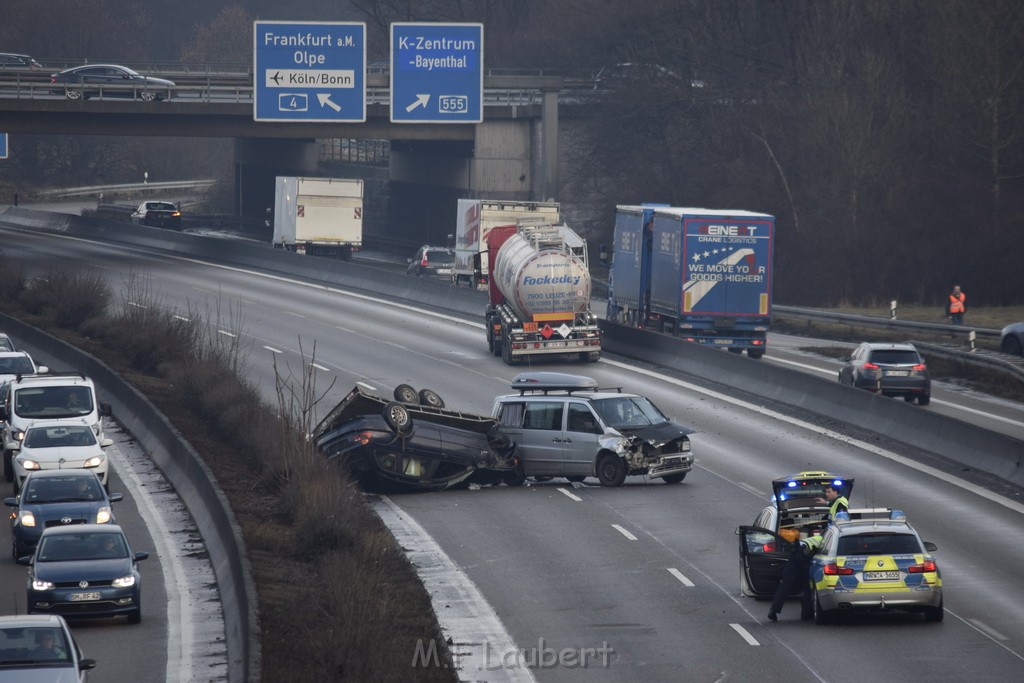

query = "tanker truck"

[{"left": 484, "top": 221, "right": 602, "bottom": 365}]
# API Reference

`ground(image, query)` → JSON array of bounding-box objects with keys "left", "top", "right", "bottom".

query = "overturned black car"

[{"left": 313, "top": 384, "right": 515, "bottom": 492}]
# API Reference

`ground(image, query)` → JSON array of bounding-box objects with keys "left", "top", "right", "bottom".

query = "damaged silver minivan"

[{"left": 492, "top": 372, "right": 695, "bottom": 487}]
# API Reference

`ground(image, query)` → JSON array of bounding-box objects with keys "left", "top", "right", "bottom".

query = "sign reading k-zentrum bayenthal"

[
  {"left": 391, "top": 23, "right": 483, "bottom": 123},
  {"left": 253, "top": 21, "right": 366, "bottom": 122}
]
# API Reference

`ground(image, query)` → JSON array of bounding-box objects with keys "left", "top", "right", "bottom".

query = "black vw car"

[
  {"left": 314, "top": 384, "right": 515, "bottom": 492},
  {"left": 5, "top": 469, "right": 122, "bottom": 559},
  {"left": 19, "top": 524, "right": 148, "bottom": 624}
]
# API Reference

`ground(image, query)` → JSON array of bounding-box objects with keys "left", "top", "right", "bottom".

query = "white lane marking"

[
  {"left": 105, "top": 429, "right": 193, "bottom": 682},
  {"left": 311, "top": 363, "right": 330, "bottom": 372},
  {"left": 263, "top": 345, "right": 282, "bottom": 354},
  {"left": 767, "top": 356, "right": 1024, "bottom": 428},
  {"left": 374, "top": 495, "right": 536, "bottom": 683},
  {"left": 600, "top": 358, "right": 1024, "bottom": 517},
  {"left": 173, "top": 314, "right": 190, "bottom": 322},
  {"left": 968, "top": 618, "right": 1008, "bottom": 641},
  {"left": 729, "top": 623, "right": 759, "bottom": 646},
  {"left": 128, "top": 301, "right": 148, "bottom": 309},
  {"left": 217, "top": 330, "right": 237, "bottom": 338},
  {"left": 611, "top": 524, "right": 637, "bottom": 540},
  {"left": 356, "top": 381, "right": 376, "bottom": 391},
  {"left": 667, "top": 568, "right": 695, "bottom": 587},
  {"left": 736, "top": 481, "right": 762, "bottom": 497},
  {"left": 557, "top": 487, "right": 583, "bottom": 502}
]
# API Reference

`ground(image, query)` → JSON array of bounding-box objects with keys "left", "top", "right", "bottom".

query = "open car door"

[{"left": 737, "top": 525, "right": 796, "bottom": 597}]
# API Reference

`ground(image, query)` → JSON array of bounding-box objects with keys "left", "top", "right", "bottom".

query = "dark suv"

[
  {"left": 406, "top": 246, "right": 455, "bottom": 277},
  {"left": 838, "top": 342, "right": 930, "bottom": 405}
]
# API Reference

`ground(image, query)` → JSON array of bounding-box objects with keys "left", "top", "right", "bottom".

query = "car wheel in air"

[
  {"left": 918, "top": 394, "right": 931, "bottom": 406},
  {"left": 924, "top": 600, "right": 944, "bottom": 623},
  {"left": 382, "top": 402, "right": 413, "bottom": 435},
  {"left": 65, "top": 88, "right": 82, "bottom": 100},
  {"left": 662, "top": 473, "right": 687, "bottom": 484},
  {"left": 596, "top": 453, "right": 627, "bottom": 487},
  {"left": 418, "top": 388, "right": 445, "bottom": 409},
  {"left": 393, "top": 384, "right": 419, "bottom": 404},
  {"left": 503, "top": 463, "right": 526, "bottom": 487}
]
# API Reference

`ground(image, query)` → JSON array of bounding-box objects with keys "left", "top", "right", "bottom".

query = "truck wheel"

[
  {"left": 418, "top": 388, "right": 445, "bottom": 409},
  {"left": 382, "top": 402, "right": 413, "bottom": 435},
  {"left": 747, "top": 350, "right": 765, "bottom": 359},
  {"left": 662, "top": 473, "right": 687, "bottom": 484},
  {"left": 394, "top": 384, "right": 420, "bottom": 404},
  {"left": 596, "top": 454, "right": 627, "bottom": 487},
  {"left": 501, "top": 335, "right": 521, "bottom": 365},
  {"left": 579, "top": 351, "right": 601, "bottom": 363}
]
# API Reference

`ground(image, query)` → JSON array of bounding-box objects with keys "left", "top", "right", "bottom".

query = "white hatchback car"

[{"left": 12, "top": 421, "right": 114, "bottom": 492}]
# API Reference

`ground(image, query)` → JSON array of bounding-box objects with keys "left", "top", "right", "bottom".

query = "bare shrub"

[
  {"left": 20, "top": 266, "right": 111, "bottom": 328},
  {"left": 0, "top": 255, "right": 26, "bottom": 303}
]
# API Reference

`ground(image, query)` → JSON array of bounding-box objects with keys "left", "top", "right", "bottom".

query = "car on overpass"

[
  {"left": 49, "top": 64, "right": 175, "bottom": 101},
  {"left": 0, "top": 53, "right": 43, "bottom": 73}
]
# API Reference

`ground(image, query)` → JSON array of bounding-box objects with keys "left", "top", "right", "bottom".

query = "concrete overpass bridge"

[{"left": 0, "top": 71, "right": 589, "bottom": 235}]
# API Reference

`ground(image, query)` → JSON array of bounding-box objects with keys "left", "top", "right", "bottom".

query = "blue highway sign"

[
  {"left": 391, "top": 23, "right": 483, "bottom": 124},
  {"left": 253, "top": 21, "right": 366, "bottom": 122},
  {"left": 0, "top": 134, "right": 7, "bottom": 159}
]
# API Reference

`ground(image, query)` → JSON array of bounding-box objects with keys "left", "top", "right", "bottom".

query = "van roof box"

[{"left": 510, "top": 372, "right": 599, "bottom": 395}]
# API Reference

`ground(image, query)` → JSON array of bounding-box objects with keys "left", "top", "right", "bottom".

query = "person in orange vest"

[{"left": 948, "top": 285, "right": 966, "bottom": 325}]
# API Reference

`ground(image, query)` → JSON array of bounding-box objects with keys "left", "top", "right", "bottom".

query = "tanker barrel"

[{"left": 492, "top": 229, "right": 592, "bottom": 321}]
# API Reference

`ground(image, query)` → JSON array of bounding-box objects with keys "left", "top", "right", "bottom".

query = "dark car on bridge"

[
  {"left": 313, "top": 384, "right": 515, "bottom": 492},
  {"left": 0, "top": 53, "right": 43, "bottom": 73},
  {"left": 50, "top": 64, "right": 175, "bottom": 101},
  {"left": 131, "top": 200, "right": 182, "bottom": 230},
  {"left": 19, "top": 523, "right": 148, "bottom": 624}
]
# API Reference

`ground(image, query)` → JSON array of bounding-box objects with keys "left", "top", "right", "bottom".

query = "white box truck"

[
  {"left": 452, "top": 199, "right": 560, "bottom": 287},
  {"left": 273, "top": 177, "right": 363, "bottom": 260}
]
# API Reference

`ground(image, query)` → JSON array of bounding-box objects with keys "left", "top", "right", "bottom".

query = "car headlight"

[
  {"left": 18, "top": 458, "right": 40, "bottom": 471},
  {"left": 111, "top": 574, "right": 136, "bottom": 588},
  {"left": 31, "top": 578, "right": 55, "bottom": 591},
  {"left": 13, "top": 430, "right": 25, "bottom": 442},
  {"left": 83, "top": 455, "right": 105, "bottom": 468},
  {"left": 95, "top": 507, "right": 113, "bottom": 524},
  {"left": 18, "top": 511, "right": 36, "bottom": 527},
  {"left": 681, "top": 440, "right": 691, "bottom": 452}
]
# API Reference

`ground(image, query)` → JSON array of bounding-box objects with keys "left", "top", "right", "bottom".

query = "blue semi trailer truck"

[{"left": 607, "top": 205, "right": 775, "bottom": 358}]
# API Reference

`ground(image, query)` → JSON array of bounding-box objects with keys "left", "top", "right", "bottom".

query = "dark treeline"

[{"left": 2, "top": 0, "right": 1022, "bottom": 305}]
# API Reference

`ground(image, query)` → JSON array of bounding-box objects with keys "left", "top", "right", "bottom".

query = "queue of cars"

[
  {"left": 0, "top": 333, "right": 151, "bottom": 678},
  {"left": 738, "top": 471, "right": 944, "bottom": 623}
]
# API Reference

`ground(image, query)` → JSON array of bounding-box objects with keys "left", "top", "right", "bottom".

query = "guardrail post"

[
  {"left": 890, "top": 299, "right": 897, "bottom": 319},
  {"left": 969, "top": 329, "right": 976, "bottom": 352}
]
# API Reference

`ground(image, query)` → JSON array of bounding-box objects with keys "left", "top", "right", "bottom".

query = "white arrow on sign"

[
  {"left": 317, "top": 93, "right": 342, "bottom": 112},
  {"left": 405, "top": 94, "right": 430, "bottom": 112}
]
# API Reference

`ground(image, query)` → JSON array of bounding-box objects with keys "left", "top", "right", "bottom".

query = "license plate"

[
  {"left": 546, "top": 341, "right": 567, "bottom": 347},
  {"left": 885, "top": 370, "right": 910, "bottom": 377},
  {"left": 863, "top": 571, "right": 900, "bottom": 580},
  {"left": 69, "top": 591, "right": 101, "bottom": 602},
  {"left": 713, "top": 339, "right": 733, "bottom": 345}
]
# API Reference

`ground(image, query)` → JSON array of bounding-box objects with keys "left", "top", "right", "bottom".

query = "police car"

[
  {"left": 809, "top": 509, "right": 943, "bottom": 623},
  {"left": 737, "top": 471, "right": 854, "bottom": 597}
]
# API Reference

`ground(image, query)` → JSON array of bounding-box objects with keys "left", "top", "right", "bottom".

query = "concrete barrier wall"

[
  {"left": 599, "top": 321, "right": 1024, "bottom": 488},
  {"left": 0, "top": 311, "right": 259, "bottom": 683}
]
